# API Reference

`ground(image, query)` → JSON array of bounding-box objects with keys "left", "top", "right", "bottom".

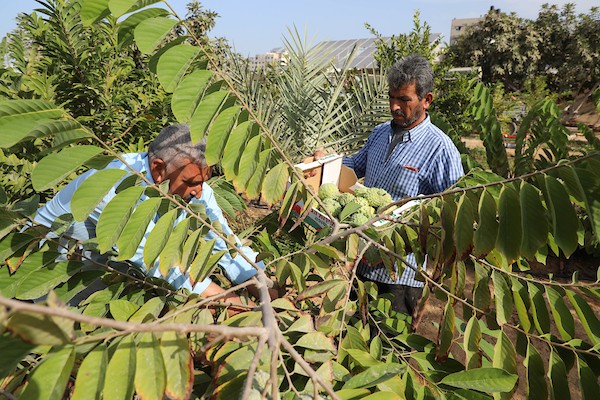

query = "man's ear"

[
  {"left": 150, "top": 158, "right": 167, "bottom": 183},
  {"left": 423, "top": 92, "right": 433, "bottom": 109}
]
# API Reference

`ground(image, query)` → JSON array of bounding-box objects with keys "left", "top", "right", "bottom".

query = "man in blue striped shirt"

[{"left": 343, "top": 54, "right": 464, "bottom": 316}]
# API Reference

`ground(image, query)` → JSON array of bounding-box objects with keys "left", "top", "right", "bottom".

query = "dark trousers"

[{"left": 361, "top": 276, "right": 423, "bottom": 316}]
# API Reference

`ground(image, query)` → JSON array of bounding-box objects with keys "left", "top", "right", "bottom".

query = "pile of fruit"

[{"left": 317, "top": 183, "right": 393, "bottom": 226}]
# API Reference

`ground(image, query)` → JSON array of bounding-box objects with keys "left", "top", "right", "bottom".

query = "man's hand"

[
  {"left": 302, "top": 149, "right": 328, "bottom": 178},
  {"left": 202, "top": 282, "right": 255, "bottom": 317}
]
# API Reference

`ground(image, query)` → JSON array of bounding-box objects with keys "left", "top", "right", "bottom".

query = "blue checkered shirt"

[{"left": 343, "top": 115, "right": 464, "bottom": 287}]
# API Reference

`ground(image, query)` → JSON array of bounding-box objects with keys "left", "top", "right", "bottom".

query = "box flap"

[{"left": 338, "top": 166, "right": 358, "bottom": 193}]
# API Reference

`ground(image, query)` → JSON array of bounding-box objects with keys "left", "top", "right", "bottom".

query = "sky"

[{"left": 0, "top": 0, "right": 598, "bottom": 56}]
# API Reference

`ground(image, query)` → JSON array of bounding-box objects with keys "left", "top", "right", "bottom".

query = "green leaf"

[
  {"left": 245, "top": 149, "right": 272, "bottom": 199},
  {"left": 474, "top": 189, "right": 498, "bottom": 256},
  {"left": 296, "top": 332, "right": 336, "bottom": 352},
  {"left": 116, "top": 197, "right": 162, "bottom": 260},
  {"left": 188, "top": 238, "right": 217, "bottom": 284},
  {"left": 157, "top": 44, "right": 201, "bottom": 93},
  {"left": 524, "top": 341, "right": 547, "bottom": 400},
  {"left": 16, "top": 260, "right": 82, "bottom": 300},
  {"left": 511, "top": 277, "right": 532, "bottom": 332},
  {"left": 172, "top": 70, "right": 215, "bottom": 123},
  {"left": 0, "top": 100, "right": 63, "bottom": 148},
  {"left": 496, "top": 185, "right": 521, "bottom": 263},
  {"left": 103, "top": 336, "right": 136, "bottom": 400},
  {"left": 161, "top": 331, "right": 193, "bottom": 400},
  {"left": 135, "top": 333, "right": 166, "bottom": 400},
  {"left": 342, "top": 363, "right": 406, "bottom": 389},
  {"left": 0, "top": 333, "right": 35, "bottom": 379},
  {"left": 205, "top": 105, "right": 240, "bottom": 165},
  {"left": 464, "top": 316, "right": 482, "bottom": 369},
  {"left": 108, "top": 0, "right": 138, "bottom": 18},
  {"left": 72, "top": 344, "right": 108, "bottom": 400},
  {"left": 436, "top": 299, "right": 456, "bottom": 361},
  {"left": 128, "top": 297, "right": 165, "bottom": 323},
  {"left": 96, "top": 186, "right": 146, "bottom": 253},
  {"left": 233, "top": 134, "right": 261, "bottom": 191},
  {"left": 261, "top": 163, "right": 290, "bottom": 206},
  {"left": 492, "top": 271, "right": 513, "bottom": 325},
  {"left": 221, "top": 121, "right": 253, "bottom": 181},
  {"left": 109, "top": 299, "right": 140, "bottom": 321},
  {"left": 577, "top": 355, "right": 600, "bottom": 400},
  {"left": 311, "top": 243, "right": 345, "bottom": 261},
  {"left": 20, "top": 346, "right": 75, "bottom": 400},
  {"left": 545, "top": 286, "right": 574, "bottom": 341},
  {"left": 440, "top": 368, "right": 517, "bottom": 393},
  {"left": 454, "top": 193, "right": 474, "bottom": 260},
  {"left": 527, "top": 282, "right": 550, "bottom": 335},
  {"left": 565, "top": 289, "right": 600, "bottom": 345},
  {"left": 80, "top": 0, "right": 110, "bottom": 25},
  {"left": 519, "top": 182, "right": 548, "bottom": 258},
  {"left": 440, "top": 197, "right": 457, "bottom": 262},
  {"left": 71, "top": 169, "right": 128, "bottom": 221},
  {"left": 144, "top": 208, "right": 179, "bottom": 269},
  {"left": 297, "top": 279, "right": 346, "bottom": 301},
  {"left": 492, "top": 330, "right": 517, "bottom": 375},
  {"left": 548, "top": 347, "right": 570, "bottom": 400},
  {"left": 190, "top": 90, "right": 231, "bottom": 142},
  {"left": 7, "top": 312, "right": 72, "bottom": 345},
  {"left": 31, "top": 145, "right": 105, "bottom": 191},
  {"left": 334, "top": 389, "right": 372, "bottom": 400},
  {"left": 544, "top": 176, "right": 578, "bottom": 258},
  {"left": 134, "top": 16, "right": 178, "bottom": 54}
]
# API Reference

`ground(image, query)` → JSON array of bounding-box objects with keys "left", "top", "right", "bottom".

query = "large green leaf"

[
  {"left": 129, "top": 297, "right": 165, "bottom": 323},
  {"left": 544, "top": 176, "right": 578, "bottom": 257},
  {"left": 189, "top": 90, "right": 230, "bottom": 142},
  {"left": 96, "top": 186, "right": 146, "bottom": 253},
  {"left": 188, "top": 238, "right": 217, "bottom": 284},
  {"left": 159, "top": 218, "right": 189, "bottom": 277},
  {"left": 16, "top": 260, "right": 82, "bottom": 300},
  {"left": 496, "top": 185, "right": 521, "bottom": 263},
  {"left": 108, "top": 0, "right": 138, "bottom": 18},
  {"left": 526, "top": 282, "right": 550, "bottom": 335},
  {"left": 296, "top": 332, "right": 336, "bottom": 352},
  {"left": 134, "top": 16, "right": 178, "bottom": 54},
  {"left": 221, "top": 121, "right": 254, "bottom": 181},
  {"left": 205, "top": 106, "right": 240, "bottom": 165},
  {"left": 524, "top": 341, "right": 547, "bottom": 400},
  {"left": 577, "top": 355, "right": 600, "bottom": 400},
  {"left": 519, "top": 181, "right": 548, "bottom": 258},
  {"left": 565, "top": 289, "right": 600, "bottom": 345},
  {"left": 7, "top": 312, "right": 73, "bottom": 345},
  {"left": 474, "top": 189, "right": 498, "bottom": 256},
  {"left": 116, "top": 197, "right": 162, "bottom": 260},
  {"left": 436, "top": 300, "right": 455, "bottom": 361},
  {"left": 511, "top": 277, "right": 532, "bottom": 332},
  {"left": 80, "top": 0, "right": 110, "bottom": 25},
  {"left": 463, "top": 315, "right": 482, "bottom": 369},
  {"left": 548, "top": 347, "right": 570, "bottom": 400},
  {"left": 454, "top": 193, "right": 474, "bottom": 260},
  {"left": 545, "top": 286, "right": 574, "bottom": 341},
  {"left": 575, "top": 168, "right": 600, "bottom": 242},
  {"left": 233, "top": 134, "right": 262, "bottom": 191},
  {"left": 135, "top": 333, "right": 166, "bottom": 400},
  {"left": 161, "top": 331, "right": 193, "bottom": 400},
  {"left": 71, "top": 169, "right": 128, "bottom": 221},
  {"left": 103, "top": 336, "right": 136, "bottom": 400},
  {"left": 0, "top": 101, "right": 63, "bottom": 148},
  {"left": 20, "top": 346, "right": 75, "bottom": 400},
  {"left": 172, "top": 70, "right": 215, "bottom": 123},
  {"left": 143, "top": 208, "right": 179, "bottom": 268},
  {"left": 31, "top": 145, "right": 105, "bottom": 191},
  {"left": 118, "top": 7, "right": 170, "bottom": 48},
  {"left": 440, "top": 368, "right": 517, "bottom": 393},
  {"left": 342, "top": 363, "right": 406, "bottom": 389},
  {"left": 0, "top": 333, "right": 35, "bottom": 379},
  {"left": 492, "top": 330, "right": 516, "bottom": 375},
  {"left": 72, "top": 344, "right": 108, "bottom": 400},
  {"left": 492, "top": 271, "right": 513, "bottom": 325},
  {"left": 245, "top": 149, "right": 273, "bottom": 200},
  {"left": 157, "top": 44, "right": 201, "bottom": 93}
]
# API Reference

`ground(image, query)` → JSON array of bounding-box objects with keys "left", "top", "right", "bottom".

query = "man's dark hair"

[
  {"left": 148, "top": 124, "right": 207, "bottom": 168},
  {"left": 387, "top": 54, "right": 434, "bottom": 100}
]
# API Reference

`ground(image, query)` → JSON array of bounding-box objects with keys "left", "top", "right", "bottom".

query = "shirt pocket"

[{"left": 387, "top": 167, "right": 422, "bottom": 198}]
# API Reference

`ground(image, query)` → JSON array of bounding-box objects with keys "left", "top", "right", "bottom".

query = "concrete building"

[
  {"left": 449, "top": 17, "right": 483, "bottom": 45},
  {"left": 248, "top": 51, "right": 287, "bottom": 70}
]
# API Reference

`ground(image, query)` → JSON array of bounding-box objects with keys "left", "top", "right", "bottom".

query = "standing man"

[
  {"left": 35, "top": 124, "right": 270, "bottom": 310},
  {"left": 342, "top": 54, "right": 464, "bottom": 316}
]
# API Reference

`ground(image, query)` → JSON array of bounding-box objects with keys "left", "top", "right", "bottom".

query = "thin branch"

[{"left": 241, "top": 334, "right": 268, "bottom": 399}]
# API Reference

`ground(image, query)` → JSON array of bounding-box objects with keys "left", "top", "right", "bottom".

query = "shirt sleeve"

[
  {"left": 426, "top": 145, "right": 465, "bottom": 193},
  {"left": 200, "top": 183, "right": 264, "bottom": 285}
]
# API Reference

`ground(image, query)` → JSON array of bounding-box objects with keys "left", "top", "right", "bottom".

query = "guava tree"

[{"left": 0, "top": 1, "right": 599, "bottom": 399}]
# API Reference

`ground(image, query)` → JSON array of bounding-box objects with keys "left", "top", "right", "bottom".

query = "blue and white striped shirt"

[{"left": 343, "top": 115, "right": 464, "bottom": 287}]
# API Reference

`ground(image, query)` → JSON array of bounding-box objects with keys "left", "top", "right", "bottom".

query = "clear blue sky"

[{"left": 0, "top": 0, "right": 597, "bottom": 56}]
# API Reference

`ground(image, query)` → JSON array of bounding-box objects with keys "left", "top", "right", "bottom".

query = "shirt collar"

[{"left": 388, "top": 114, "right": 431, "bottom": 143}]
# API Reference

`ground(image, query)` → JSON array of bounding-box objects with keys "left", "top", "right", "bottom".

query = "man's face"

[
  {"left": 389, "top": 83, "right": 432, "bottom": 129},
  {"left": 151, "top": 158, "right": 211, "bottom": 202}
]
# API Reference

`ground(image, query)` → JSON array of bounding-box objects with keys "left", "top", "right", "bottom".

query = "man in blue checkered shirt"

[{"left": 343, "top": 54, "right": 464, "bottom": 316}]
